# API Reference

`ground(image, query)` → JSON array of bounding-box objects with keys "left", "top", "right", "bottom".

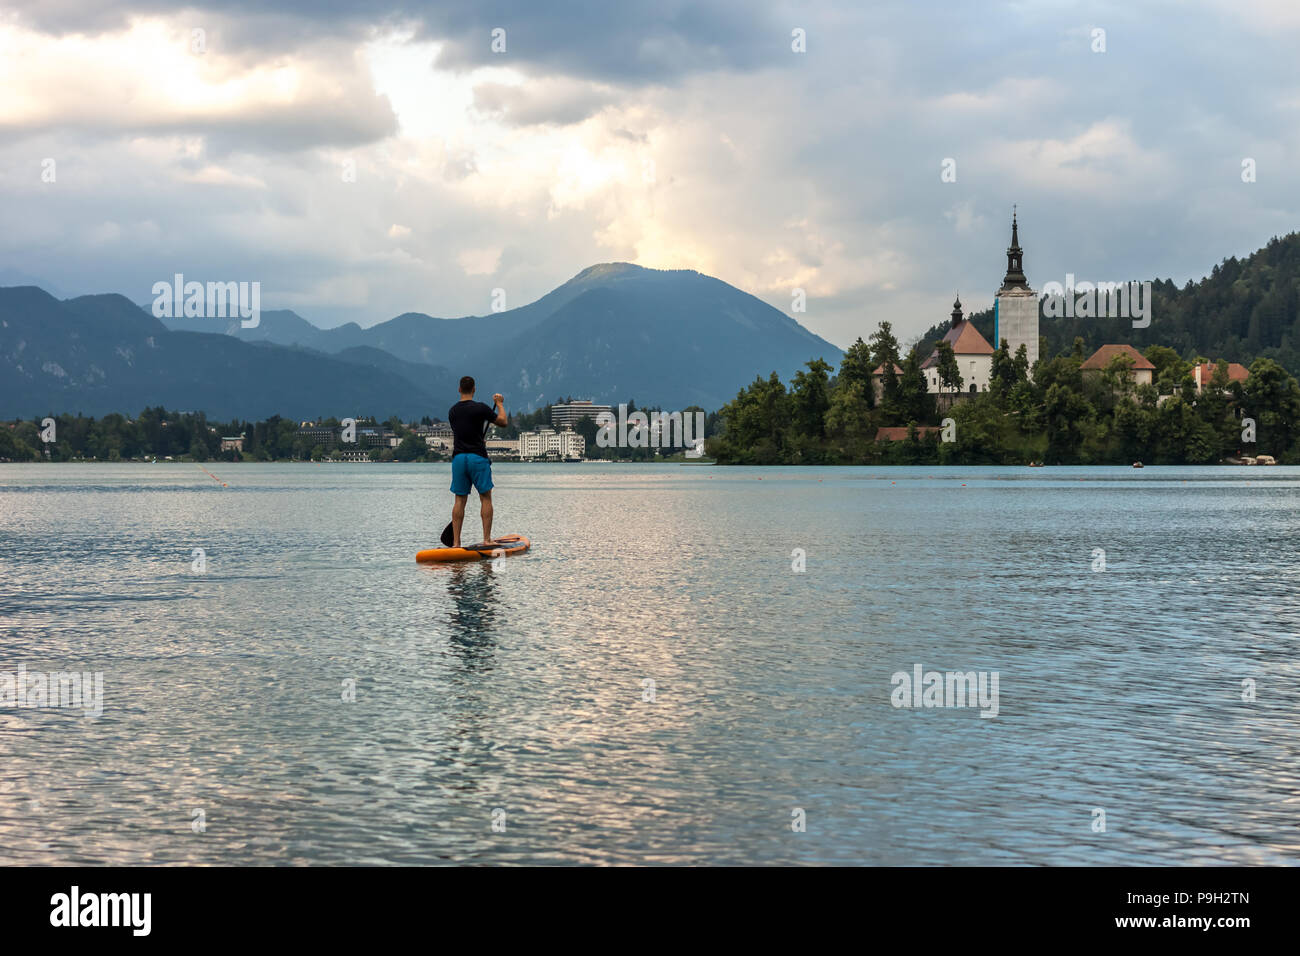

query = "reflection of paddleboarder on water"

[
  {"left": 445, "top": 563, "right": 502, "bottom": 652},
  {"left": 448, "top": 375, "right": 508, "bottom": 549}
]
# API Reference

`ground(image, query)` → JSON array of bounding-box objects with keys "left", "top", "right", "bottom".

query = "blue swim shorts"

[{"left": 450, "top": 453, "right": 493, "bottom": 495}]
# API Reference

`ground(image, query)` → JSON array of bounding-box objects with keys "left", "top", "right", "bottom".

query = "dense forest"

[
  {"left": 708, "top": 325, "right": 1300, "bottom": 465},
  {"left": 0, "top": 401, "right": 721, "bottom": 463},
  {"left": 0, "top": 408, "right": 408, "bottom": 462}
]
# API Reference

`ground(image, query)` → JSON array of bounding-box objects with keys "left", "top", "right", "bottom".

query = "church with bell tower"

[{"left": 993, "top": 208, "right": 1038, "bottom": 375}]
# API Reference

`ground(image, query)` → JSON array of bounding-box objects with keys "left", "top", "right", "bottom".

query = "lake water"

[{"left": 1, "top": 462, "right": 1298, "bottom": 865}]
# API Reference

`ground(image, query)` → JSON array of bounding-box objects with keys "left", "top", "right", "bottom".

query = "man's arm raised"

[{"left": 492, "top": 393, "right": 508, "bottom": 427}]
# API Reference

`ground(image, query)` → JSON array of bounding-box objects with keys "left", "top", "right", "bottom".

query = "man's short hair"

[{"left": 459, "top": 376, "right": 475, "bottom": 394}]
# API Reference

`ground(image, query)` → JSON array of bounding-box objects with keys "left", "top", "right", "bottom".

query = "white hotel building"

[
  {"left": 550, "top": 400, "right": 612, "bottom": 429},
  {"left": 519, "top": 427, "right": 585, "bottom": 460}
]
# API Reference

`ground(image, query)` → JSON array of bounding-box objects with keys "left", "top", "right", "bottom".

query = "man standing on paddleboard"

[{"left": 448, "top": 376, "right": 508, "bottom": 548}]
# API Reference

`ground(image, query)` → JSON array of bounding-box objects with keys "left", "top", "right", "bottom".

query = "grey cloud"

[
  {"left": 2, "top": 0, "right": 1298, "bottom": 349},
  {"left": 8, "top": 0, "right": 793, "bottom": 83},
  {"left": 471, "top": 79, "right": 618, "bottom": 127}
]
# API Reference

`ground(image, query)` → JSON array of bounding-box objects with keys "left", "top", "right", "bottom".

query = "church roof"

[
  {"left": 1081, "top": 344, "right": 1155, "bottom": 371},
  {"left": 921, "top": 320, "right": 994, "bottom": 368}
]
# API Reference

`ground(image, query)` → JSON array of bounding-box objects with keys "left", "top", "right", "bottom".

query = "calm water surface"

[{"left": 1, "top": 463, "right": 1298, "bottom": 865}]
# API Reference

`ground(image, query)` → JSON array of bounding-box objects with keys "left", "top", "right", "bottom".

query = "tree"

[
  {"left": 1099, "top": 352, "right": 1137, "bottom": 406},
  {"left": 394, "top": 433, "right": 427, "bottom": 461},
  {"left": 1243, "top": 358, "right": 1300, "bottom": 455},
  {"left": 897, "top": 346, "right": 936, "bottom": 425},
  {"left": 791, "top": 358, "right": 833, "bottom": 440},
  {"left": 990, "top": 339, "right": 1017, "bottom": 399},
  {"left": 711, "top": 372, "right": 791, "bottom": 464},
  {"left": 934, "top": 341, "right": 962, "bottom": 398},
  {"left": 823, "top": 379, "right": 874, "bottom": 462},
  {"left": 1143, "top": 345, "right": 1186, "bottom": 394},
  {"left": 1043, "top": 382, "right": 1091, "bottom": 463},
  {"left": 1013, "top": 343, "right": 1030, "bottom": 383},
  {"left": 1153, "top": 396, "right": 1218, "bottom": 463},
  {"left": 837, "top": 337, "right": 876, "bottom": 407},
  {"left": 0, "top": 426, "right": 38, "bottom": 461},
  {"left": 869, "top": 321, "right": 903, "bottom": 412}
]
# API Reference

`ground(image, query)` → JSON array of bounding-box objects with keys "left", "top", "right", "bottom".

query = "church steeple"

[
  {"left": 950, "top": 294, "right": 963, "bottom": 329},
  {"left": 1000, "top": 206, "right": 1028, "bottom": 291}
]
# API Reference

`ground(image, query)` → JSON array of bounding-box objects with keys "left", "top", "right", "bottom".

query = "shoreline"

[{"left": 0, "top": 459, "right": 1284, "bottom": 468}]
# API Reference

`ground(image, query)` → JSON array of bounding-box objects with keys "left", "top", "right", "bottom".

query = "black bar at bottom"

[{"left": 0, "top": 865, "right": 1278, "bottom": 942}]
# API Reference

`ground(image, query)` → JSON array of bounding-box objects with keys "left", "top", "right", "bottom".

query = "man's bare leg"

[
  {"left": 451, "top": 494, "right": 468, "bottom": 548},
  {"left": 480, "top": 489, "right": 494, "bottom": 545}
]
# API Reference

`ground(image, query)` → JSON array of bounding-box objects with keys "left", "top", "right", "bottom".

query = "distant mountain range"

[
  {"left": 0, "top": 263, "right": 842, "bottom": 420},
  {"left": 0, "top": 286, "right": 458, "bottom": 420}
]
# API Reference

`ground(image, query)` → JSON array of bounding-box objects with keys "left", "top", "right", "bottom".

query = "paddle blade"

[{"left": 440, "top": 521, "right": 454, "bottom": 547}]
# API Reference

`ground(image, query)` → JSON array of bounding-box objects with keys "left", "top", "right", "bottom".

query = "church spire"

[
  {"left": 950, "top": 294, "right": 963, "bottom": 328},
  {"left": 1000, "top": 206, "right": 1028, "bottom": 291}
]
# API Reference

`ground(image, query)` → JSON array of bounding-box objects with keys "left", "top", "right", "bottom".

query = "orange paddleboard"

[{"left": 416, "top": 534, "right": 530, "bottom": 563}]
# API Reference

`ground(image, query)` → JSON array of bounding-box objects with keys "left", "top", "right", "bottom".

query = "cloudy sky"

[{"left": 2, "top": 0, "right": 1297, "bottom": 347}]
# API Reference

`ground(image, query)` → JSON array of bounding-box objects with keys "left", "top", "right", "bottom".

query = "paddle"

[{"left": 440, "top": 522, "right": 500, "bottom": 549}]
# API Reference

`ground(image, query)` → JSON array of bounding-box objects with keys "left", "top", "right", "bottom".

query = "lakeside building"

[
  {"left": 414, "top": 422, "right": 452, "bottom": 440},
  {"left": 921, "top": 296, "right": 994, "bottom": 395},
  {"left": 297, "top": 422, "right": 396, "bottom": 448},
  {"left": 485, "top": 438, "right": 520, "bottom": 459},
  {"left": 519, "top": 426, "right": 585, "bottom": 460},
  {"left": 1081, "top": 345, "right": 1156, "bottom": 387},
  {"left": 356, "top": 426, "right": 396, "bottom": 448},
  {"left": 870, "top": 363, "right": 903, "bottom": 404},
  {"left": 551, "top": 400, "right": 612, "bottom": 429},
  {"left": 220, "top": 432, "right": 245, "bottom": 453},
  {"left": 1194, "top": 361, "right": 1250, "bottom": 392},
  {"left": 298, "top": 422, "right": 336, "bottom": 444},
  {"left": 413, "top": 422, "right": 453, "bottom": 453}
]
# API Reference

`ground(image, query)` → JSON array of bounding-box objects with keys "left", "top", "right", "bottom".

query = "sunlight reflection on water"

[{"left": 1, "top": 463, "right": 1297, "bottom": 865}]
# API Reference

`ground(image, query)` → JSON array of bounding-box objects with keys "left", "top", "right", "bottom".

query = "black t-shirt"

[{"left": 448, "top": 400, "right": 495, "bottom": 457}]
